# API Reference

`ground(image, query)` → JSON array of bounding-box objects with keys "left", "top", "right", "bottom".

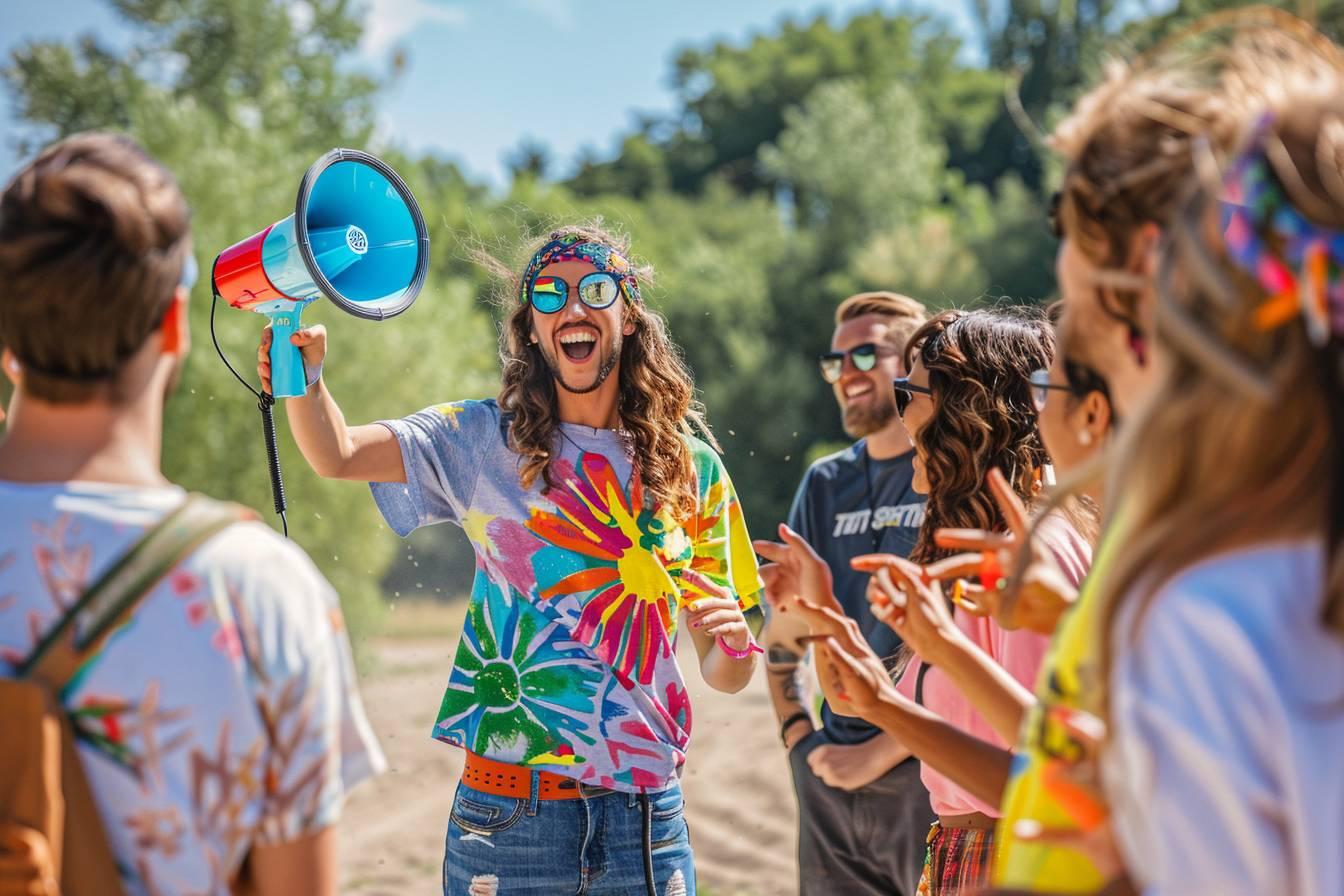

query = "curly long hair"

[
  {"left": 903, "top": 309, "right": 1055, "bottom": 563},
  {"left": 481, "top": 222, "right": 714, "bottom": 517}
]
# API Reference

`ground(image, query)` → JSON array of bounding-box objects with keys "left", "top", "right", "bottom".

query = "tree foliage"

[{"left": 7, "top": 0, "right": 1308, "bottom": 627}]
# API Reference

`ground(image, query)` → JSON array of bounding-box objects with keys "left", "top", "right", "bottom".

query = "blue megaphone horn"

[{"left": 212, "top": 149, "right": 429, "bottom": 397}]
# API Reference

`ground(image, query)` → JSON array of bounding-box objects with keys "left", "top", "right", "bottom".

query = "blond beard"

[{"left": 842, "top": 400, "right": 896, "bottom": 439}]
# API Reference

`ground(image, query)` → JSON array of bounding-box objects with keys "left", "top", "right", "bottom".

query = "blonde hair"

[
  {"left": 478, "top": 221, "right": 714, "bottom": 517},
  {"left": 835, "top": 291, "right": 928, "bottom": 353},
  {"left": 1095, "top": 22, "right": 1344, "bottom": 716}
]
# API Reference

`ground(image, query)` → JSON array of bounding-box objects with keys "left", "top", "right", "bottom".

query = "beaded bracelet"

[{"left": 716, "top": 634, "right": 764, "bottom": 659}]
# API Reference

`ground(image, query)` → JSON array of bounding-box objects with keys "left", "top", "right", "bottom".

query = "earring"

[
  {"left": 1078, "top": 430, "right": 1093, "bottom": 446},
  {"left": 1128, "top": 326, "right": 1148, "bottom": 367}
]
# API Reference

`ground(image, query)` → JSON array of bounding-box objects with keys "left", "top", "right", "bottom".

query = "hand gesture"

[
  {"left": 0, "top": 822, "right": 57, "bottom": 896},
  {"left": 852, "top": 553, "right": 966, "bottom": 664},
  {"left": 801, "top": 629, "right": 899, "bottom": 720},
  {"left": 1011, "top": 708, "right": 1124, "bottom": 881},
  {"left": 753, "top": 524, "right": 841, "bottom": 618},
  {"left": 258, "top": 324, "right": 327, "bottom": 395},
  {"left": 680, "top": 568, "right": 753, "bottom": 654},
  {"left": 931, "top": 468, "right": 1078, "bottom": 634}
]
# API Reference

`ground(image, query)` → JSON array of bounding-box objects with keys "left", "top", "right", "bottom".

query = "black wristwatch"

[{"left": 779, "top": 711, "right": 813, "bottom": 746}]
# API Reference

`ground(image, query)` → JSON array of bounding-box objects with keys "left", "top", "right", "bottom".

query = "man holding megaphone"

[{"left": 261, "top": 224, "right": 765, "bottom": 895}]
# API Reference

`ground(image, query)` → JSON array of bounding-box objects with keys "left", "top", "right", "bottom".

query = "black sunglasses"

[
  {"left": 818, "top": 342, "right": 892, "bottom": 383},
  {"left": 892, "top": 377, "right": 932, "bottom": 416}
]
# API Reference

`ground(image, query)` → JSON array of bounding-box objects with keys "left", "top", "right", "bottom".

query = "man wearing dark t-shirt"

[{"left": 763, "top": 291, "right": 933, "bottom": 896}]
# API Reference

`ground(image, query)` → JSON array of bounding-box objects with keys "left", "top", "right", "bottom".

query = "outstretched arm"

[{"left": 259, "top": 325, "right": 405, "bottom": 482}]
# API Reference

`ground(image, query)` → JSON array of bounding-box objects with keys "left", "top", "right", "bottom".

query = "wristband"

[
  {"left": 716, "top": 634, "right": 764, "bottom": 659},
  {"left": 304, "top": 358, "right": 324, "bottom": 389},
  {"left": 779, "top": 711, "right": 812, "bottom": 746}
]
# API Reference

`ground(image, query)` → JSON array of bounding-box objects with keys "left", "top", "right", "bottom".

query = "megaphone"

[{"left": 212, "top": 148, "right": 429, "bottom": 397}]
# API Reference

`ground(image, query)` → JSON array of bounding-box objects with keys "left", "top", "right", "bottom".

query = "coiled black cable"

[{"left": 209, "top": 258, "right": 289, "bottom": 537}]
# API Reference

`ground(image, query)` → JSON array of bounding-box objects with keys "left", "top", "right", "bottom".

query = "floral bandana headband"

[
  {"left": 518, "top": 233, "right": 643, "bottom": 307},
  {"left": 1221, "top": 115, "right": 1344, "bottom": 346}
]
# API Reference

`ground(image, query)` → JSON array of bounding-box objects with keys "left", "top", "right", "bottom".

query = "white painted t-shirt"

[
  {"left": 0, "top": 481, "right": 385, "bottom": 896},
  {"left": 1103, "top": 539, "right": 1344, "bottom": 896}
]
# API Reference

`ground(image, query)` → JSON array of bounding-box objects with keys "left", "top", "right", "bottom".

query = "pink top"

[{"left": 895, "top": 512, "right": 1092, "bottom": 818}]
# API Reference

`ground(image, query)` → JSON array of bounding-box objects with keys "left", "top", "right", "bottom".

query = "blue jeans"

[{"left": 442, "top": 777, "right": 695, "bottom": 896}]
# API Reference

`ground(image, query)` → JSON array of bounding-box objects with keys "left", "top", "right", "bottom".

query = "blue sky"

[{"left": 2, "top": 0, "right": 982, "bottom": 187}]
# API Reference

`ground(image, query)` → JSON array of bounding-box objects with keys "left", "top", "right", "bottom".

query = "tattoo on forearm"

[{"left": 768, "top": 664, "right": 807, "bottom": 705}]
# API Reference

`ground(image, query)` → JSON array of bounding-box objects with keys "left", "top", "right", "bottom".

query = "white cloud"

[{"left": 360, "top": 0, "right": 468, "bottom": 56}]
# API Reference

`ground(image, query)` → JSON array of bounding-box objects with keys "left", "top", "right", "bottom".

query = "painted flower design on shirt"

[
  {"left": 527, "top": 454, "right": 685, "bottom": 687},
  {"left": 435, "top": 577, "right": 602, "bottom": 765}
]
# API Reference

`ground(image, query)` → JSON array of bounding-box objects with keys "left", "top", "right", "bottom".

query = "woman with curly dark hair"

[
  {"left": 260, "top": 222, "right": 765, "bottom": 895},
  {"left": 758, "top": 307, "right": 1091, "bottom": 895}
]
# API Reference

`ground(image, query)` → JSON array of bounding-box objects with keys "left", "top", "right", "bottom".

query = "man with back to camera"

[
  {"left": 0, "top": 132, "right": 382, "bottom": 896},
  {"left": 761, "top": 291, "right": 933, "bottom": 895}
]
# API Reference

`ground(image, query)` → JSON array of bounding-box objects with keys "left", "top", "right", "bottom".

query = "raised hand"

[
  {"left": 753, "top": 524, "right": 841, "bottom": 617},
  {"left": 258, "top": 323, "right": 327, "bottom": 396},
  {"left": 801, "top": 631, "right": 899, "bottom": 720},
  {"left": 1012, "top": 708, "right": 1124, "bottom": 881},
  {"left": 930, "top": 467, "right": 1078, "bottom": 634},
  {"left": 852, "top": 553, "right": 967, "bottom": 664}
]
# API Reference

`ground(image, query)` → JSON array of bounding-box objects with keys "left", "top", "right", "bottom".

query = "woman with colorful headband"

[
  {"left": 258, "top": 223, "right": 764, "bottom": 895},
  {"left": 1084, "top": 50, "right": 1344, "bottom": 895}
]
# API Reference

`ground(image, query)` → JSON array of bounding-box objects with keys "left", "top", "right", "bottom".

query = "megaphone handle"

[{"left": 268, "top": 308, "right": 309, "bottom": 399}]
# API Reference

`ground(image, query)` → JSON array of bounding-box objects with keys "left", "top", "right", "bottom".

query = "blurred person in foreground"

[{"left": 0, "top": 131, "right": 384, "bottom": 896}]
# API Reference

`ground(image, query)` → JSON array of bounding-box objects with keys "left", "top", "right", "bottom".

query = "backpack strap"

[{"left": 17, "top": 493, "right": 255, "bottom": 693}]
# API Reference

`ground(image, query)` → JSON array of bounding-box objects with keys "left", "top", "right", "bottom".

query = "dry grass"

[{"left": 377, "top": 597, "right": 466, "bottom": 641}]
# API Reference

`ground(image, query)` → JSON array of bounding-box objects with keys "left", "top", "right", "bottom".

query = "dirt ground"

[{"left": 339, "top": 619, "right": 801, "bottom": 896}]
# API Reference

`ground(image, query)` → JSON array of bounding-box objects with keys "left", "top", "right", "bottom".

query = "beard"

[
  {"left": 538, "top": 332, "right": 622, "bottom": 395},
  {"left": 842, "top": 398, "right": 896, "bottom": 439}
]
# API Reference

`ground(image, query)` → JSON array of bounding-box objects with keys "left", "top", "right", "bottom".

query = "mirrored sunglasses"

[{"left": 530, "top": 271, "right": 623, "bottom": 314}]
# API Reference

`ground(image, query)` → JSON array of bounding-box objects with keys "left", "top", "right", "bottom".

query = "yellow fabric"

[{"left": 992, "top": 515, "right": 1126, "bottom": 891}]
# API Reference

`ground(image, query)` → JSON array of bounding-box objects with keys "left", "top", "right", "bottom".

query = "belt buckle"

[{"left": 577, "top": 782, "right": 612, "bottom": 799}]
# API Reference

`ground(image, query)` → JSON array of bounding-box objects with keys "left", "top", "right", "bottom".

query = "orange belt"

[{"left": 461, "top": 751, "right": 600, "bottom": 801}]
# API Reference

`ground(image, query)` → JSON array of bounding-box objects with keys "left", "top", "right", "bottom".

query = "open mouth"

[
  {"left": 843, "top": 380, "right": 874, "bottom": 403},
  {"left": 558, "top": 327, "right": 597, "bottom": 362}
]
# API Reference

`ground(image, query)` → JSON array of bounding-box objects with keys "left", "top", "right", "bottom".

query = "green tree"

[{"left": 4, "top": 0, "right": 501, "bottom": 638}]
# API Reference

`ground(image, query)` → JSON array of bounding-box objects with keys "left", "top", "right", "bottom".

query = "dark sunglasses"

[
  {"left": 818, "top": 342, "right": 892, "bottom": 383},
  {"left": 529, "top": 272, "right": 623, "bottom": 314},
  {"left": 892, "top": 377, "right": 932, "bottom": 416}
]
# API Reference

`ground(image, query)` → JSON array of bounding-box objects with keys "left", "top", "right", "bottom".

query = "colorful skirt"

[{"left": 917, "top": 821, "right": 996, "bottom": 895}]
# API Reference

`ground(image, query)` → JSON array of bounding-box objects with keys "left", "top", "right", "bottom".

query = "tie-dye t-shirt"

[
  {"left": 371, "top": 399, "right": 764, "bottom": 793},
  {"left": 0, "top": 481, "right": 384, "bottom": 896}
]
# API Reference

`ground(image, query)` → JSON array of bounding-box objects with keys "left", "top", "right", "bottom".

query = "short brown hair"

[
  {"left": 835, "top": 291, "right": 928, "bottom": 353},
  {"left": 0, "top": 132, "right": 191, "bottom": 403}
]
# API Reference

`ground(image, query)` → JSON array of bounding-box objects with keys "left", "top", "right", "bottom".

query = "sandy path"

[{"left": 340, "top": 636, "right": 800, "bottom": 896}]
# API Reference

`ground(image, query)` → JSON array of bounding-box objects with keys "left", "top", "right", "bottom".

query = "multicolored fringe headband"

[
  {"left": 518, "top": 233, "right": 643, "bottom": 307},
  {"left": 1221, "top": 114, "right": 1344, "bottom": 346}
]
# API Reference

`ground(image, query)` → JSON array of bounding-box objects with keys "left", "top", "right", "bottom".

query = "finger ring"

[
  {"left": 978, "top": 552, "right": 1003, "bottom": 591},
  {"left": 950, "top": 579, "right": 967, "bottom": 606}
]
